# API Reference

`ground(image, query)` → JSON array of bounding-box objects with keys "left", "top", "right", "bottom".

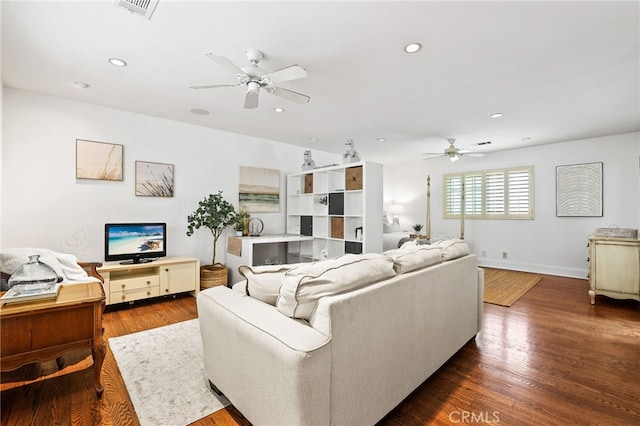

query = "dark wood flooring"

[{"left": 1, "top": 274, "right": 639, "bottom": 425}]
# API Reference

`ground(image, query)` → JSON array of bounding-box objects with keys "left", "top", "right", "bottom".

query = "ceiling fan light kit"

[{"left": 189, "top": 49, "right": 310, "bottom": 109}]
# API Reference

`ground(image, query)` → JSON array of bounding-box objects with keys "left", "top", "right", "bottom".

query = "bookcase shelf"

[{"left": 287, "top": 161, "right": 382, "bottom": 261}]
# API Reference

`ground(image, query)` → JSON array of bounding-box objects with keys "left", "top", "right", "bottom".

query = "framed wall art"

[
  {"left": 76, "top": 139, "right": 123, "bottom": 181},
  {"left": 135, "top": 161, "right": 174, "bottom": 197},
  {"left": 239, "top": 166, "right": 280, "bottom": 212},
  {"left": 556, "top": 162, "right": 603, "bottom": 217}
]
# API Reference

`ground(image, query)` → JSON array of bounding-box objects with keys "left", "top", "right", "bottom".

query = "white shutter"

[
  {"left": 445, "top": 175, "right": 462, "bottom": 216},
  {"left": 508, "top": 168, "right": 533, "bottom": 217},
  {"left": 465, "top": 174, "right": 482, "bottom": 216},
  {"left": 485, "top": 172, "right": 505, "bottom": 216}
]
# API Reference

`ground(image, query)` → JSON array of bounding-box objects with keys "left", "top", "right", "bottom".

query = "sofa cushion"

[
  {"left": 435, "top": 239, "right": 470, "bottom": 260},
  {"left": 388, "top": 245, "right": 442, "bottom": 274},
  {"left": 238, "top": 263, "right": 301, "bottom": 306},
  {"left": 277, "top": 253, "right": 396, "bottom": 320}
]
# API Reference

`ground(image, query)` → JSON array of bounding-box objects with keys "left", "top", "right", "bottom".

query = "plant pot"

[{"left": 200, "top": 263, "right": 228, "bottom": 289}]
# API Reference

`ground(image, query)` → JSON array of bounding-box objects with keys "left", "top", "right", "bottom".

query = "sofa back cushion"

[
  {"left": 388, "top": 245, "right": 443, "bottom": 274},
  {"left": 277, "top": 253, "right": 396, "bottom": 320},
  {"left": 238, "top": 263, "right": 302, "bottom": 306}
]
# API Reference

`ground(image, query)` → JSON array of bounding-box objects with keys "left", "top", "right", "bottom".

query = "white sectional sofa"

[{"left": 197, "top": 240, "right": 484, "bottom": 426}]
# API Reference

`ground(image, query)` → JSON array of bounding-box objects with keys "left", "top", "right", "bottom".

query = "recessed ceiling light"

[
  {"left": 490, "top": 112, "right": 503, "bottom": 118},
  {"left": 274, "top": 107, "right": 285, "bottom": 113},
  {"left": 404, "top": 43, "right": 422, "bottom": 53},
  {"left": 108, "top": 58, "right": 128, "bottom": 67},
  {"left": 377, "top": 138, "right": 386, "bottom": 142},
  {"left": 73, "top": 81, "right": 90, "bottom": 89},
  {"left": 190, "top": 108, "right": 209, "bottom": 115}
]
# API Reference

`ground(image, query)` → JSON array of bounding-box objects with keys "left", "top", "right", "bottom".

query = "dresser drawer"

[
  {"left": 111, "top": 286, "right": 160, "bottom": 304},
  {"left": 111, "top": 274, "right": 159, "bottom": 291}
]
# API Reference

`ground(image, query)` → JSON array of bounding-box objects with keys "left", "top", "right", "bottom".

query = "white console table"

[{"left": 226, "top": 234, "right": 314, "bottom": 284}]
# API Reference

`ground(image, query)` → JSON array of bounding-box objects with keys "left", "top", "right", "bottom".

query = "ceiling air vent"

[{"left": 113, "top": 0, "right": 159, "bottom": 20}]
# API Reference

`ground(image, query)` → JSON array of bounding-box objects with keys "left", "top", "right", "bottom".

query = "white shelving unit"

[{"left": 286, "top": 161, "right": 383, "bottom": 261}]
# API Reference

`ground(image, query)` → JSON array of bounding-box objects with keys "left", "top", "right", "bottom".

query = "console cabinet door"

[
  {"left": 160, "top": 262, "right": 197, "bottom": 295},
  {"left": 592, "top": 240, "right": 640, "bottom": 295}
]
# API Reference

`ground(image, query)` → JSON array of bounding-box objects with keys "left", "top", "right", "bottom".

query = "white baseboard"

[{"left": 477, "top": 258, "right": 588, "bottom": 280}]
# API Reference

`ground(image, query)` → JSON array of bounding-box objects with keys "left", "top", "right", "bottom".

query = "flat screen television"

[{"left": 105, "top": 223, "right": 167, "bottom": 264}]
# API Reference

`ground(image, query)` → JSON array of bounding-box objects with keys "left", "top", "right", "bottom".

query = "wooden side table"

[{"left": 0, "top": 281, "right": 106, "bottom": 396}]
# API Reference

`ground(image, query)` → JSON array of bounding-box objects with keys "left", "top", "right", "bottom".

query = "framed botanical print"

[
  {"left": 135, "top": 161, "right": 174, "bottom": 197},
  {"left": 76, "top": 139, "right": 123, "bottom": 181}
]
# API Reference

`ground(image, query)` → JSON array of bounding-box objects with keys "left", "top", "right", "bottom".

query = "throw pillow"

[
  {"left": 383, "top": 221, "right": 400, "bottom": 233},
  {"left": 435, "top": 239, "right": 471, "bottom": 261},
  {"left": 238, "top": 263, "right": 301, "bottom": 306},
  {"left": 390, "top": 245, "right": 442, "bottom": 274},
  {"left": 276, "top": 253, "right": 396, "bottom": 320}
]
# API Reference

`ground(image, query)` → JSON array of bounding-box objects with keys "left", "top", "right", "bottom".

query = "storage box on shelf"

[
  {"left": 287, "top": 161, "right": 383, "bottom": 261},
  {"left": 97, "top": 256, "right": 199, "bottom": 305}
]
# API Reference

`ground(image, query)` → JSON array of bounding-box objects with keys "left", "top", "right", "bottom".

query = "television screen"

[{"left": 105, "top": 223, "right": 167, "bottom": 264}]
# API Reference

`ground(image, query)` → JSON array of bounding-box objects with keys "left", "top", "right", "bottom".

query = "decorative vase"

[
  {"left": 240, "top": 205, "right": 250, "bottom": 236},
  {"left": 8, "top": 254, "right": 60, "bottom": 293}
]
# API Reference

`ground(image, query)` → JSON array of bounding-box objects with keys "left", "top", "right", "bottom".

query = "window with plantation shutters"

[{"left": 443, "top": 166, "right": 534, "bottom": 220}]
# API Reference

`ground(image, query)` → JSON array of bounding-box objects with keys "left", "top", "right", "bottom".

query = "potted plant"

[
  {"left": 412, "top": 223, "right": 424, "bottom": 236},
  {"left": 187, "top": 191, "right": 237, "bottom": 288}
]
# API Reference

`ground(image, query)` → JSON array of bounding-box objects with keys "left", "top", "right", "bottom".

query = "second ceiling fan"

[
  {"left": 424, "top": 138, "right": 485, "bottom": 162},
  {"left": 189, "top": 49, "right": 310, "bottom": 109}
]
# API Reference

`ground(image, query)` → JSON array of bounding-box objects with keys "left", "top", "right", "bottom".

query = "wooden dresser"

[
  {"left": 588, "top": 236, "right": 640, "bottom": 304},
  {"left": 0, "top": 281, "right": 106, "bottom": 396}
]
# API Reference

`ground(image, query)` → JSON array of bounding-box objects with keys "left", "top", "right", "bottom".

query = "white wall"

[
  {"left": 384, "top": 132, "right": 640, "bottom": 278},
  {"left": 1, "top": 88, "right": 340, "bottom": 265}
]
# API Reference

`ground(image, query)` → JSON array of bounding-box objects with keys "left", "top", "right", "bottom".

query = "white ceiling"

[{"left": 2, "top": 1, "right": 639, "bottom": 163}]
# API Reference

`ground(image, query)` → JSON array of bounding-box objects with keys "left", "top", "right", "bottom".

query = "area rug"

[
  {"left": 483, "top": 267, "right": 542, "bottom": 307},
  {"left": 109, "top": 319, "right": 229, "bottom": 426}
]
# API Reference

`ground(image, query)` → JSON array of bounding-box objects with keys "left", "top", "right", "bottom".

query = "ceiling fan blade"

[
  {"left": 205, "top": 53, "right": 246, "bottom": 76},
  {"left": 189, "top": 83, "right": 240, "bottom": 89},
  {"left": 422, "top": 153, "right": 447, "bottom": 159},
  {"left": 267, "top": 86, "right": 310, "bottom": 104},
  {"left": 263, "top": 65, "right": 307, "bottom": 84},
  {"left": 458, "top": 149, "right": 471, "bottom": 154},
  {"left": 244, "top": 89, "right": 259, "bottom": 109},
  {"left": 467, "top": 153, "right": 486, "bottom": 157}
]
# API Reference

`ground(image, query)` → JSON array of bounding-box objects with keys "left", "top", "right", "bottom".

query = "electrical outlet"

[
  {"left": 502, "top": 252, "right": 508, "bottom": 258},
  {"left": 481, "top": 250, "right": 486, "bottom": 257}
]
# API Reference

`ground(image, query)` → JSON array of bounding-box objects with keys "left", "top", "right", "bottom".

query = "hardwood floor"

[{"left": 1, "top": 275, "right": 639, "bottom": 425}]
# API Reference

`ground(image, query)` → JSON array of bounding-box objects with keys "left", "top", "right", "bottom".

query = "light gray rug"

[{"left": 109, "top": 319, "right": 229, "bottom": 426}]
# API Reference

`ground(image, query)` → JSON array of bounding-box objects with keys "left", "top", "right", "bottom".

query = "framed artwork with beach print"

[
  {"left": 76, "top": 139, "right": 123, "bottom": 181},
  {"left": 135, "top": 161, "right": 174, "bottom": 197},
  {"left": 239, "top": 166, "right": 280, "bottom": 212}
]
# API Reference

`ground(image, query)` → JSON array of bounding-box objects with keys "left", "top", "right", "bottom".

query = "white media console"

[{"left": 97, "top": 256, "right": 200, "bottom": 305}]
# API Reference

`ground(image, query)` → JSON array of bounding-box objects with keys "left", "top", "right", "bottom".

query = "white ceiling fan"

[
  {"left": 189, "top": 49, "right": 310, "bottom": 109},
  {"left": 423, "top": 138, "right": 485, "bottom": 162}
]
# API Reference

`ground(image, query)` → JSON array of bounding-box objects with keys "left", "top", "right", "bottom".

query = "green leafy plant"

[
  {"left": 413, "top": 223, "right": 424, "bottom": 233},
  {"left": 186, "top": 191, "right": 238, "bottom": 265}
]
